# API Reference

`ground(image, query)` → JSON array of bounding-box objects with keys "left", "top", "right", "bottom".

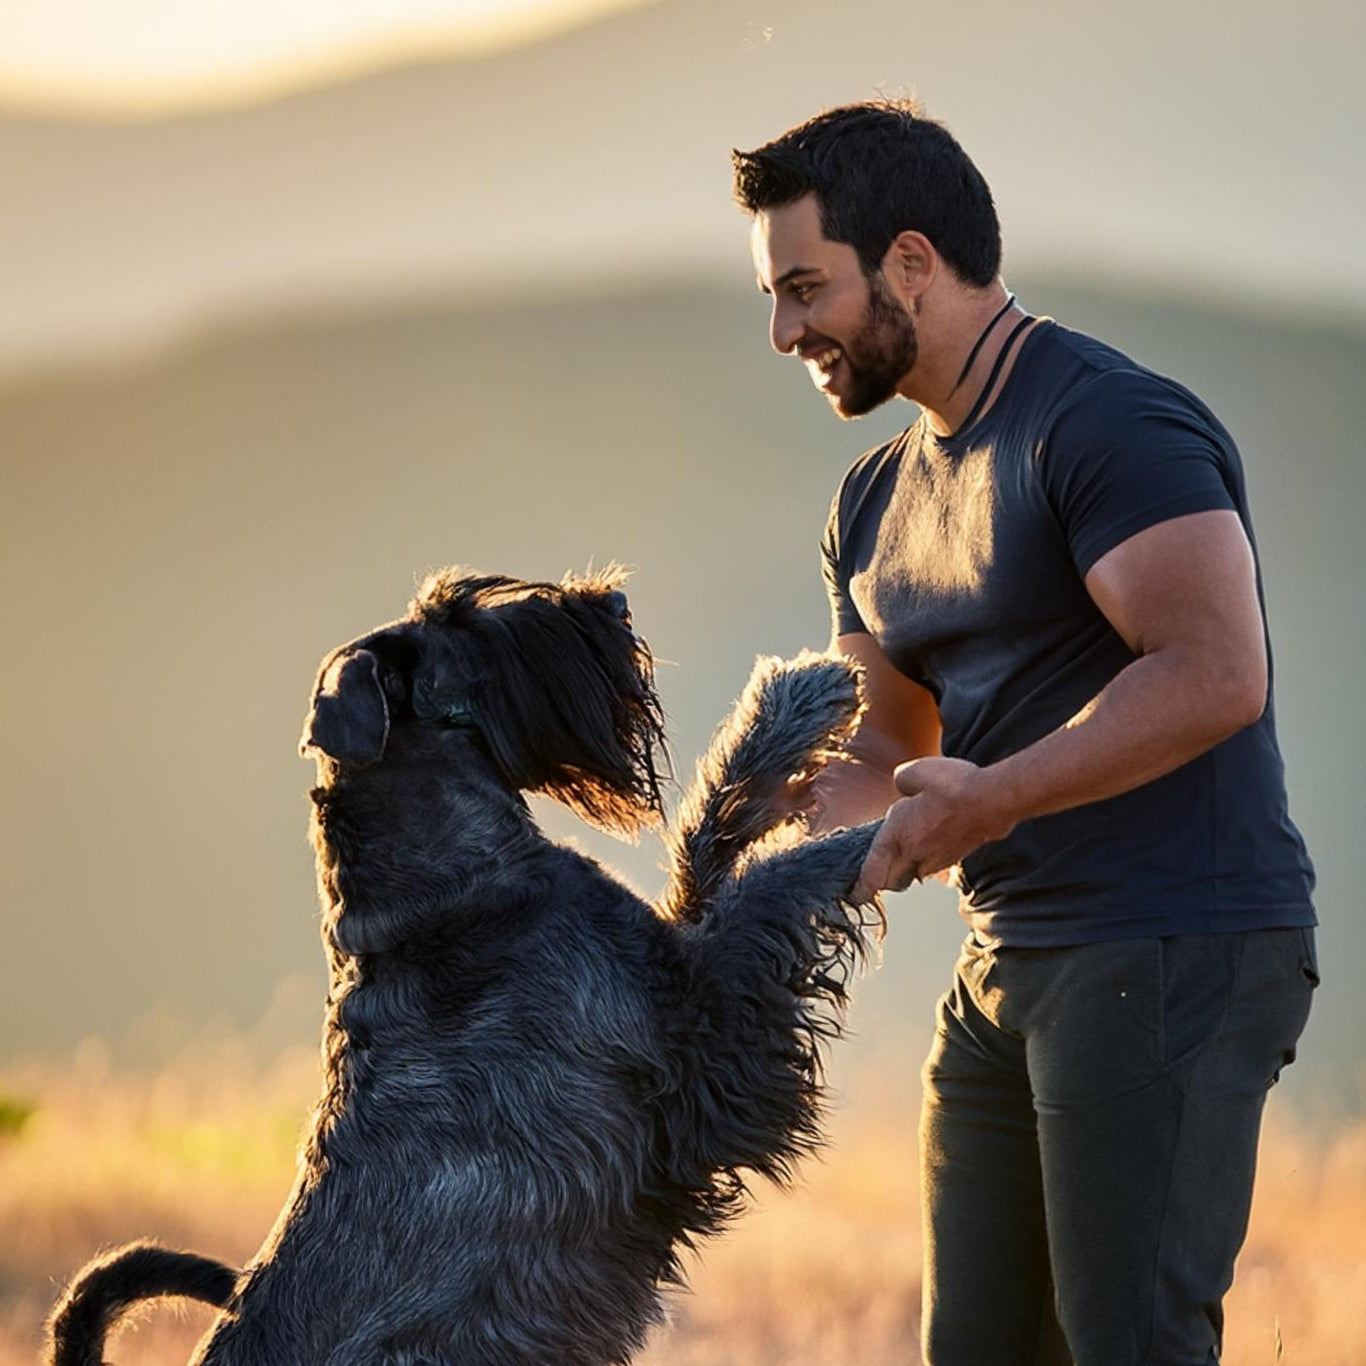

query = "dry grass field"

[{"left": 3, "top": 1036, "right": 1363, "bottom": 1366}]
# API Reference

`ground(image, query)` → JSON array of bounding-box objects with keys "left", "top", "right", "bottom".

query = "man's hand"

[
  {"left": 798, "top": 752, "right": 901, "bottom": 835},
  {"left": 853, "top": 756, "right": 1016, "bottom": 901}
]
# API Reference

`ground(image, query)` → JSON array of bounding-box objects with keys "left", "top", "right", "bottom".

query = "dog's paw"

[
  {"left": 726, "top": 651, "right": 864, "bottom": 778},
  {"left": 660, "top": 653, "right": 868, "bottom": 922},
  {"left": 749, "top": 650, "right": 861, "bottom": 715}
]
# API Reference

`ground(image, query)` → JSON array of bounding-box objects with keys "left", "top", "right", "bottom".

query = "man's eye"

[{"left": 791, "top": 283, "right": 815, "bottom": 303}]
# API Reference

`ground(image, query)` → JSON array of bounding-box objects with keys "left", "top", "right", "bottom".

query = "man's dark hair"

[{"left": 732, "top": 99, "right": 1002, "bottom": 287}]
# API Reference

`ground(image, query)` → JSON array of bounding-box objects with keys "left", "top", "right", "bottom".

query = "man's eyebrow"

[{"left": 757, "top": 265, "right": 819, "bottom": 296}]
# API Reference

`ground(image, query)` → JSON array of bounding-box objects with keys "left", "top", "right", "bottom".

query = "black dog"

[{"left": 48, "top": 568, "right": 880, "bottom": 1366}]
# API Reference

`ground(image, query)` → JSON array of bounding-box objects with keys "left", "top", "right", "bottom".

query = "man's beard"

[{"left": 832, "top": 274, "right": 919, "bottom": 419}]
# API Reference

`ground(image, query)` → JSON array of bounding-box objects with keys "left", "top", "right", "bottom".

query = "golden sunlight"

[
  {"left": 0, "top": 0, "right": 658, "bottom": 119},
  {"left": 4, "top": 1041, "right": 1363, "bottom": 1365}
]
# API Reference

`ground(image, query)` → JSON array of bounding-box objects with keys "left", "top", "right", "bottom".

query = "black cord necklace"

[
  {"left": 947, "top": 292, "right": 1017, "bottom": 397},
  {"left": 947, "top": 311, "right": 1034, "bottom": 439}
]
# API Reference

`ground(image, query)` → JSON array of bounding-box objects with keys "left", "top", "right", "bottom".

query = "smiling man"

[{"left": 733, "top": 100, "right": 1318, "bottom": 1365}]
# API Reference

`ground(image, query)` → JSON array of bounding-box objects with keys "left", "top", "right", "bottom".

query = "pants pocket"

[
  {"left": 1021, "top": 939, "right": 1166, "bottom": 1107},
  {"left": 1159, "top": 932, "right": 1242, "bottom": 1068},
  {"left": 1190, "top": 928, "right": 1318, "bottom": 1093},
  {"left": 1298, "top": 925, "right": 1321, "bottom": 988}
]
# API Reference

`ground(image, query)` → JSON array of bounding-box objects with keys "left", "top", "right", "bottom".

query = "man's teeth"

[{"left": 809, "top": 347, "right": 842, "bottom": 371}]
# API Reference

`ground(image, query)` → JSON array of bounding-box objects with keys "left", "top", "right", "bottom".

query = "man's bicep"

[
  {"left": 1041, "top": 370, "right": 1237, "bottom": 578},
  {"left": 1083, "top": 509, "right": 1268, "bottom": 713},
  {"left": 833, "top": 630, "right": 941, "bottom": 769}
]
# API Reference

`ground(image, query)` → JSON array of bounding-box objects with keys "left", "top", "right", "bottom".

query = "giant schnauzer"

[{"left": 49, "top": 567, "right": 880, "bottom": 1366}]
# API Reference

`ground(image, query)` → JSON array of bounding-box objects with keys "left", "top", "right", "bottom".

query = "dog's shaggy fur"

[{"left": 48, "top": 568, "right": 880, "bottom": 1366}]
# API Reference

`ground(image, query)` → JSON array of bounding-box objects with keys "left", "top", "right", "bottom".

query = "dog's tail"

[
  {"left": 659, "top": 652, "right": 864, "bottom": 922},
  {"left": 46, "top": 1241, "right": 238, "bottom": 1366}
]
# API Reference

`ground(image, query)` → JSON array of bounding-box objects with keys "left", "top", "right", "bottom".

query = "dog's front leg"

[
  {"left": 660, "top": 654, "right": 864, "bottom": 922},
  {"left": 658, "top": 822, "right": 880, "bottom": 1195}
]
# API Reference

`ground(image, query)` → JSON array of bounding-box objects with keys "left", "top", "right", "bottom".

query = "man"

[{"left": 732, "top": 100, "right": 1318, "bottom": 1365}]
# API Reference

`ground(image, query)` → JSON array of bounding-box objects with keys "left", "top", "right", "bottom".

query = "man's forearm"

[
  {"left": 856, "top": 642, "right": 1267, "bottom": 898},
  {"left": 807, "top": 753, "right": 900, "bottom": 835},
  {"left": 977, "top": 642, "right": 1266, "bottom": 835}
]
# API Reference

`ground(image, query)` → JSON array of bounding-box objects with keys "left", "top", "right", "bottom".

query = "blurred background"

[{"left": 2, "top": 1, "right": 1364, "bottom": 1360}]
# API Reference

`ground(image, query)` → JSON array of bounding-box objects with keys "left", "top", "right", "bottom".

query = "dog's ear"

[
  {"left": 467, "top": 587, "right": 667, "bottom": 835},
  {"left": 300, "top": 648, "right": 390, "bottom": 767}
]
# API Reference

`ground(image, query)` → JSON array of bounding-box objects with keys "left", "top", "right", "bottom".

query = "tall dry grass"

[{"left": 3, "top": 1038, "right": 1362, "bottom": 1366}]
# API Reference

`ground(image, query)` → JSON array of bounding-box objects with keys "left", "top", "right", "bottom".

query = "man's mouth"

[{"left": 802, "top": 345, "right": 844, "bottom": 388}]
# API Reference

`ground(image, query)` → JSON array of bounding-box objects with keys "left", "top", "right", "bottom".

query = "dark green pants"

[{"left": 920, "top": 927, "right": 1318, "bottom": 1366}]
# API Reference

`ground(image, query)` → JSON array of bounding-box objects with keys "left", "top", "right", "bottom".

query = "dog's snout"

[{"left": 608, "top": 590, "right": 632, "bottom": 625}]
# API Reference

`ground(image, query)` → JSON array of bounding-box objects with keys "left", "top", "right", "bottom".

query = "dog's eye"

[{"left": 608, "top": 590, "right": 632, "bottom": 627}]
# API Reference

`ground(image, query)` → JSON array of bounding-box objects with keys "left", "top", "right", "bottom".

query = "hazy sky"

[
  {"left": 2, "top": 0, "right": 1361, "bottom": 1113},
  {"left": 0, "top": 0, "right": 653, "bottom": 115},
  {"left": 2, "top": 0, "right": 1362, "bottom": 380}
]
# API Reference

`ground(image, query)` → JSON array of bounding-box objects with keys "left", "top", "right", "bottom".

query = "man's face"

[{"left": 750, "top": 194, "right": 918, "bottom": 419}]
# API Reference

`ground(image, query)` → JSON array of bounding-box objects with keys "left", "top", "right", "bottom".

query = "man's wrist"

[{"left": 972, "top": 758, "right": 1027, "bottom": 845}]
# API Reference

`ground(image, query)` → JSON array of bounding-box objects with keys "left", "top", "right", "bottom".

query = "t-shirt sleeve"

[
  {"left": 821, "top": 482, "right": 868, "bottom": 638},
  {"left": 1038, "top": 369, "right": 1239, "bottom": 577}
]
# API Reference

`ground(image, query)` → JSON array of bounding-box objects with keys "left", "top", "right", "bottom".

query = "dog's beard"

[{"left": 529, "top": 634, "right": 667, "bottom": 836}]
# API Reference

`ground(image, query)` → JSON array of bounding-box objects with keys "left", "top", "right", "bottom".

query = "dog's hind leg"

[{"left": 660, "top": 653, "right": 864, "bottom": 921}]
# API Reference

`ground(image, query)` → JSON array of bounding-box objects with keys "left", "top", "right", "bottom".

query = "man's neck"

[{"left": 903, "top": 284, "right": 1029, "bottom": 437}]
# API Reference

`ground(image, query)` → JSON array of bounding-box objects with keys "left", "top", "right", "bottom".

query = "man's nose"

[{"left": 769, "top": 299, "right": 803, "bottom": 355}]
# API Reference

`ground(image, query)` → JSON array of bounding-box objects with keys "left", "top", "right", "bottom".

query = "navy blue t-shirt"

[{"left": 823, "top": 319, "right": 1316, "bottom": 945}]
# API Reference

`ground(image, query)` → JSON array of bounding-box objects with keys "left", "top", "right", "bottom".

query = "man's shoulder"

[
  {"left": 1031, "top": 318, "right": 1136, "bottom": 372},
  {"left": 1028, "top": 320, "right": 1218, "bottom": 429},
  {"left": 1032, "top": 331, "right": 1233, "bottom": 467}
]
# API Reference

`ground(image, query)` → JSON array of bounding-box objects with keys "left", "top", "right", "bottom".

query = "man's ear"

[
  {"left": 300, "top": 649, "right": 390, "bottom": 767},
  {"left": 884, "top": 229, "right": 938, "bottom": 306}
]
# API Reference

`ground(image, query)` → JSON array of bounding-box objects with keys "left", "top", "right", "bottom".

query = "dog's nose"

[{"left": 608, "top": 590, "right": 632, "bottom": 626}]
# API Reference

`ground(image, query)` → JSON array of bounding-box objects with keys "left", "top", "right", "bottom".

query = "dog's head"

[{"left": 300, "top": 568, "right": 667, "bottom": 835}]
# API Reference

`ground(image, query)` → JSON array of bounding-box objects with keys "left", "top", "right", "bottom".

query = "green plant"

[{"left": 0, "top": 1091, "right": 36, "bottom": 1139}]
